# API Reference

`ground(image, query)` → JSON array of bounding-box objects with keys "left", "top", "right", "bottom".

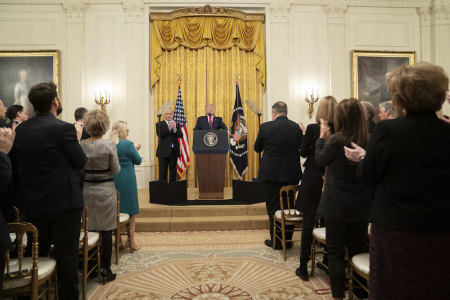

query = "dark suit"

[
  {"left": 297, "top": 122, "right": 334, "bottom": 265},
  {"left": 156, "top": 120, "right": 183, "bottom": 182},
  {"left": 357, "top": 111, "right": 450, "bottom": 300},
  {"left": 193, "top": 115, "right": 228, "bottom": 131},
  {"left": 13, "top": 112, "right": 87, "bottom": 300},
  {"left": 81, "top": 127, "right": 90, "bottom": 140},
  {"left": 254, "top": 115, "right": 302, "bottom": 244},
  {"left": 0, "top": 152, "right": 13, "bottom": 290},
  {"left": 315, "top": 136, "right": 370, "bottom": 298},
  {"left": 358, "top": 111, "right": 450, "bottom": 231}
]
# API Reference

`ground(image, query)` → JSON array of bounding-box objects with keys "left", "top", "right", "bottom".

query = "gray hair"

[
  {"left": 272, "top": 101, "right": 288, "bottom": 115},
  {"left": 360, "top": 100, "right": 375, "bottom": 120},
  {"left": 379, "top": 101, "right": 396, "bottom": 118}
]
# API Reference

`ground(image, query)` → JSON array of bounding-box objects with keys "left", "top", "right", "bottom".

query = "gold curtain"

[
  {"left": 151, "top": 17, "right": 265, "bottom": 88},
  {"left": 151, "top": 14, "right": 265, "bottom": 188}
]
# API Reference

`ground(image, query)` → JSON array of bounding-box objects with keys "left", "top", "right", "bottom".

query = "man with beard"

[{"left": 12, "top": 82, "right": 87, "bottom": 299}]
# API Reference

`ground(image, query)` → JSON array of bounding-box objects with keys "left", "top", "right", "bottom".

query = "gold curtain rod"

[{"left": 150, "top": 5, "right": 265, "bottom": 22}]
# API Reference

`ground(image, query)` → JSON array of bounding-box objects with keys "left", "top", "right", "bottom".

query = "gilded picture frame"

[
  {"left": 352, "top": 50, "right": 415, "bottom": 107},
  {"left": 0, "top": 50, "right": 59, "bottom": 116}
]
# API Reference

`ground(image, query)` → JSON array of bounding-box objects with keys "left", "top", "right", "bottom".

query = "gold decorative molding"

[{"left": 150, "top": 5, "right": 265, "bottom": 22}]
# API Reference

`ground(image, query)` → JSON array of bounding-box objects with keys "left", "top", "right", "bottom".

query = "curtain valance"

[{"left": 151, "top": 16, "right": 265, "bottom": 88}]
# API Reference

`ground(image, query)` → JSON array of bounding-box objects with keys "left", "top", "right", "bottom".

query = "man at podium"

[
  {"left": 156, "top": 108, "right": 183, "bottom": 183},
  {"left": 193, "top": 104, "right": 228, "bottom": 131}
]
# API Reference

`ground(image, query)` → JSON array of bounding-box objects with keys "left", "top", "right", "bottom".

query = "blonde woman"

[
  {"left": 110, "top": 121, "right": 142, "bottom": 251},
  {"left": 296, "top": 96, "right": 337, "bottom": 281},
  {"left": 81, "top": 109, "right": 120, "bottom": 283}
]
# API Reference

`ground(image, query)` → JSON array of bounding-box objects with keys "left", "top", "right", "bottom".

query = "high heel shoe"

[{"left": 100, "top": 268, "right": 116, "bottom": 284}]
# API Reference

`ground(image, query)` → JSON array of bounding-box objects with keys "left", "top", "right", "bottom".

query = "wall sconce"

[
  {"left": 305, "top": 89, "right": 319, "bottom": 119},
  {"left": 94, "top": 90, "right": 111, "bottom": 112}
]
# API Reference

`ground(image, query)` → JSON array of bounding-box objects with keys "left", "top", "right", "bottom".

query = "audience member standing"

[
  {"left": 315, "top": 98, "right": 370, "bottom": 300},
  {"left": 111, "top": 120, "right": 142, "bottom": 251},
  {"left": 74, "top": 107, "right": 91, "bottom": 140},
  {"left": 81, "top": 109, "right": 120, "bottom": 284},
  {"left": 345, "top": 63, "right": 450, "bottom": 300},
  {"left": 378, "top": 100, "right": 396, "bottom": 120},
  {"left": 295, "top": 96, "right": 337, "bottom": 281},
  {"left": 360, "top": 100, "right": 376, "bottom": 134},
  {"left": 13, "top": 82, "right": 86, "bottom": 300},
  {"left": 0, "top": 99, "right": 7, "bottom": 127},
  {"left": 6, "top": 104, "right": 29, "bottom": 136},
  {"left": 0, "top": 128, "right": 14, "bottom": 290},
  {"left": 254, "top": 101, "right": 302, "bottom": 249},
  {"left": 156, "top": 108, "right": 183, "bottom": 183}
]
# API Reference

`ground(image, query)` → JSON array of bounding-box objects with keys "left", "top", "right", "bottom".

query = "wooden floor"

[{"left": 136, "top": 188, "right": 269, "bottom": 232}]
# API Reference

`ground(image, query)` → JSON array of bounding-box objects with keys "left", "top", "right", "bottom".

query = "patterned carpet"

[{"left": 88, "top": 230, "right": 331, "bottom": 299}]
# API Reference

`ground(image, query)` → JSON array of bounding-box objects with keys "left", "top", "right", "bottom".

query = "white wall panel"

[{"left": 0, "top": 18, "right": 58, "bottom": 45}]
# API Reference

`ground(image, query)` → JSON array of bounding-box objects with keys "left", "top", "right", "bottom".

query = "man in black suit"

[
  {"left": 254, "top": 101, "right": 302, "bottom": 249},
  {"left": 13, "top": 82, "right": 86, "bottom": 300},
  {"left": 0, "top": 128, "right": 14, "bottom": 290},
  {"left": 156, "top": 108, "right": 183, "bottom": 183},
  {"left": 74, "top": 107, "right": 91, "bottom": 140},
  {"left": 193, "top": 104, "right": 228, "bottom": 131}
]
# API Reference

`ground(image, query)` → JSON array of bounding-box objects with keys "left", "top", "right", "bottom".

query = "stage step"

[
  {"left": 135, "top": 188, "right": 269, "bottom": 232},
  {"left": 136, "top": 215, "right": 269, "bottom": 232}
]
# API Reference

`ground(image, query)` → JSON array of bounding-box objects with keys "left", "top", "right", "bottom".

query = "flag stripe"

[{"left": 173, "top": 86, "right": 190, "bottom": 177}]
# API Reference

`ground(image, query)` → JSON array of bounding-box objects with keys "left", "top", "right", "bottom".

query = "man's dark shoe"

[
  {"left": 316, "top": 261, "right": 328, "bottom": 274},
  {"left": 264, "top": 239, "right": 293, "bottom": 250},
  {"left": 295, "top": 266, "right": 309, "bottom": 281},
  {"left": 264, "top": 239, "right": 282, "bottom": 250}
]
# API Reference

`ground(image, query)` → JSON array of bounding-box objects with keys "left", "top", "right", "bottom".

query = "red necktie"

[{"left": 209, "top": 117, "right": 212, "bottom": 130}]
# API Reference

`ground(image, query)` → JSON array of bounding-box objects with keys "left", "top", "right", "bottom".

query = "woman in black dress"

[
  {"left": 295, "top": 96, "right": 337, "bottom": 281},
  {"left": 345, "top": 63, "right": 450, "bottom": 300},
  {"left": 315, "top": 98, "right": 371, "bottom": 300}
]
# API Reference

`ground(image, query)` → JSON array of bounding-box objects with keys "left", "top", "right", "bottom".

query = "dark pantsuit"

[
  {"left": 299, "top": 214, "right": 315, "bottom": 263},
  {"left": 264, "top": 181, "right": 295, "bottom": 246},
  {"left": 326, "top": 220, "right": 367, "bottom": 298},
  {"left": 100, "top": 230, "right": 113, "bottom": 269},
  {"left": 28, "top": 207, "right": 82, "bottom": 300},
  {"left": 158, "top": 148, "right": 178, "bottom": 183}
]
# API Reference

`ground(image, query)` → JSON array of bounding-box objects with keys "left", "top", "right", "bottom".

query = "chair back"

[
  {"left": 116, "top": 191, "right": 120, "bottom": 224},
  {"left": 279, "top": 185, "right": 300, "bottom": 217},
  {"left": 4, "top": 223, "right": 39, "bottom": 292},
  {"left": 81, "top": 205, "right": 89, "bottom": 248}
]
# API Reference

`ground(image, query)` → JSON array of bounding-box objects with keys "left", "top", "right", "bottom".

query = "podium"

[{"left": 193, "top": 130, "right": 229, "bottom": 199}]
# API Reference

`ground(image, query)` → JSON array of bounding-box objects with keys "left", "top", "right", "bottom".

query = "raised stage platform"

[{"left": 136, "top": 188, "right": 269, "bottom": 232}]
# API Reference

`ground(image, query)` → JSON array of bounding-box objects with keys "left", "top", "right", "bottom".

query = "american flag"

[{"left": 173, "top": 86, "right": 190, "bottom": 176}]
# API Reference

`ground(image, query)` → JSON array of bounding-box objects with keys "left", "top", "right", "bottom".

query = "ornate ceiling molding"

[
  {"left": 150, "top": 4, "right": 265, "bottom": 22},
  {"left": 269, "top": 0, "right": 291, "bottom": 19},
  {"left": 63, "top": 0, "right": 86, "bottom": 23},
  {"left": 433, "top": 3, "right": 450, "bottom": 24},
  {"left": 418, "top": 5, "right": 433, "bottom": 24},
  {"left": 325, "top": 5, "right": 347, "bottom": 24},
  {"left": 123, "top": 0, "right": 144, "bottom": 23}
]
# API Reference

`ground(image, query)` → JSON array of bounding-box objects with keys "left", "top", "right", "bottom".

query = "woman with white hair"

[{"left": 110, "top": 121, "right": 142, "bottom": 251}]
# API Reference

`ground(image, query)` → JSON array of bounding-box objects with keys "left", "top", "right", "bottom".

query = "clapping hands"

[{"left": 319, "top": 118, "right": 331, "bottom": 139}]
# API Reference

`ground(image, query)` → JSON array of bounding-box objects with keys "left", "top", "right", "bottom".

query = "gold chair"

[
  {"left": 348, "top": 253, "right": 370, "bottom": 300},
  {"left": 310, "top": 226, "right": 327, "bottom": 276},
  {"left": 3, "top": 222, "right": 58, "bottom": 300},
  {"left": 79, "top": 205, "right": 101, "bottom": 300},
  {"left": 114, "top": 191, "right": 132, "bottom": 265},
  {"left": 273, "top": 185, "right": 303, "bottom": 261}
]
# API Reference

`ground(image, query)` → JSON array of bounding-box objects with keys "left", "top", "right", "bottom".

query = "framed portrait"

[
  {"left": 352, "top": 50, "right": 415, "bottom": 107},
  {"left": 0, "top": 50, "right": 59, "bottom": 117}
]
